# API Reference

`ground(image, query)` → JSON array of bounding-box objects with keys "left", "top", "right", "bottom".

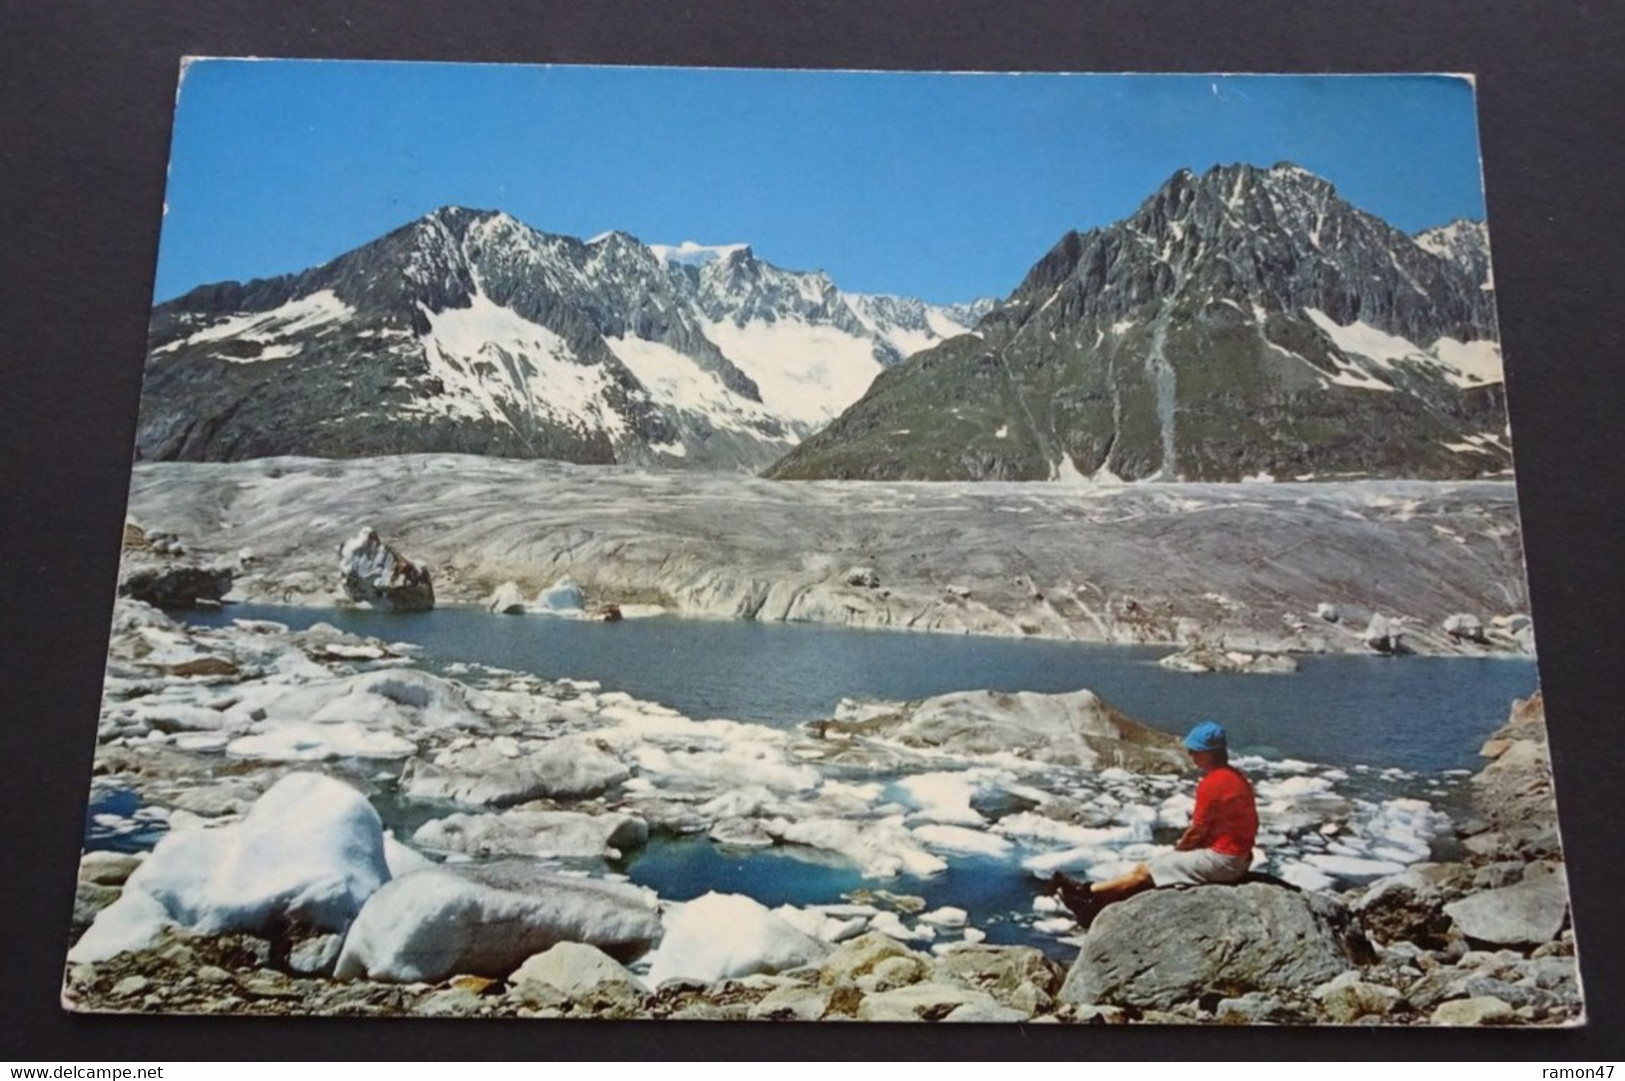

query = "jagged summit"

[
  {"left": 770, "top": 163, "right": 1509, "bottom": 484},
  {"left": 138, "top": 208, "right": 986, "bottom": 468},
  {"left": 998, "top": 161, "right": 1493, "bottom": 346}
]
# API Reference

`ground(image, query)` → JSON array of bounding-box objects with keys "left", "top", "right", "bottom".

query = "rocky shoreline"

[
  {"left": 121, "top": 456, "right": 1534, "bottom": 657},
  {"left": 63, "top": 593, "right": 1577, "bottom": 1025}
]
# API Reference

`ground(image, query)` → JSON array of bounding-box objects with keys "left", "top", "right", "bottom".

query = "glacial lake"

[
  {"left": 102, "top": 605, "right": 1541, "bottom": 958},
  {"left": 185, "top": 604, "right": 1537, "bottom": 774}
]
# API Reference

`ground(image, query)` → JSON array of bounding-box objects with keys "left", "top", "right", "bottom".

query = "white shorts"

[{"left": 1147, "top": 848, "right": 1252, "bottom": 887}]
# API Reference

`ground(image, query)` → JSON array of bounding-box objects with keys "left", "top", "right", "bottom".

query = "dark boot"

[{"left": 1049, "top": 873, "right": 1106, "bottom": 928}]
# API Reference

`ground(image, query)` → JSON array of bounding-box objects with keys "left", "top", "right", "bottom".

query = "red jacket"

[{"left": 1191, "top": 765, "right": 1257, "bottom": 858}]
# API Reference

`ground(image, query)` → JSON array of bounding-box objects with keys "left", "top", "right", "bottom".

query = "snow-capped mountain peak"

[
  {"left": 138, "top": 208, "right": 989, "bottom": 470},
  {"left": 650, "top": 240, "right": 751, "bottom": 267}
]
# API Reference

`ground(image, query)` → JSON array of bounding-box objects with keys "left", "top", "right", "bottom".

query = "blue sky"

[{"left": 156, "top": 64, "right": 1487, "bottom": 304}]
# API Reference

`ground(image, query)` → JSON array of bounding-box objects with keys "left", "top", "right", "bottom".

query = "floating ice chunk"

[
  {"left": 226, "top": 721, "right": 416, "bottom": 762},
  {"left": 645, "top": 893, "right": 829, "bottom": 986},
  {"left": 912, "top": 825, "right": 1013, "bottom": 858},
  {"left": 71, "top": 774, "right": 389, "bottom": 963},
  {"left": 173, "top": 733, "right": 231, "bottom": 753},
  {"left": 533, "top": 577, "right": 585, "bottom": 616},
  {"left": 869, "top": 910, "right": 935, "bottom": 943},
  {"left": 994, "top": 813, "right": 1137, "bottom": 848},
  {"left": 629, "top": 743, "right": 821, "bottom": 796},
  {"left": 413, "top": 810, "right": 648, "bottom": 861},
  {"left": 1304, "top": 854, "right": 1407, "bottom": 881},
  {"left": 896, "top": 772, "right": 988, "bottom": 826},
  {"left": 962, "top": 928, "right": 987, "bottom": 944},
  {"left": 919, "top": 906, "right": 968, "bottom": 929},
  {"left": 1020, "top": 845, "right": 1118, "bottom": 876},
  {"left": 698, "top": 786, "right": 783, "bottom": 820},
  {"left": 1033, "top": 916, "right": 1076, "bottom": 935},
  {"left": 772, "top": 905, "right": 870, "bottom": 944},
  {"left": 1114, "top": 803, "right": 1158, "bottom": 836},
  {"left": 1355, "top": 797, "right": 1452, "bottom": 864},
  {"left": 1033, "top": 895, "right": 1062, "bottom": 915},
  {"left": 812, "top": 780, "right": 888, "bottom": 815},
  {"left": 1275, "top": 861, "right": 1337, "bottom": 892},
  {"left": 1156, "top": 793, "right": 1195, "bottom": 829},
  {"left": 762, "top": 817, "right": 946, "bottom": 878},
  {"left": 1257, "top": 775, "right": 1336, "bottom": 800}
]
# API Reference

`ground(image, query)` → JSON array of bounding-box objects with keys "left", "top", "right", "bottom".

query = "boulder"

[
  {"left": 78, "top": 850, "right": 144, "bottom": 887},
  {"left": 1157, "top": 646, "right": 1297, "bottom": 675},
  {"left": 1353, "top": 873, "right": 1454, "bottom": 950},
  {"left": 338, "top": 527, "right": 434, "bottom": 612},
  {"left": 334, "top": 861, "right": 660, "bottom": 982},
  {"left": 510, "top": 941, "right": 643, "bottom": 1004},
  {"left": 1058, "top": 884, "right": 1372, "bottom": 1010},
  {"left": 69, "top": 773, "right": 390, "bottom": 963},
  {"left": 1363, "top": 614, "right": 1404, "bottom": 654},
  {"left": 819, "top": 931, "right": 928, "bottom": 986},
  {"left": 1444, "top": 870, "right": 1569, "bottom": 947},
  {"left": 288, "top": 933, "right": 344, "bottom": 976},
  {"left": 844, "top": 567, "right": 881, "bottom": 589},
  {"left": 746, "top": 984, "right": 835, "bottom": 1021},
  {"left": 823, "top": 689, "right": 1187, "bottom": 772},
  {"left": 1310, "top": 970, "right": 1403, "bottom": 1023},
  {"left": 1431, "top": 995, "right": 1515, "bottom": 1026},
  {"left": 1315, "top": 603, "right": 1341, "bottom": 624},
  {"left": 400, "top": 736, "right": 629, "bottom": 806},
  {"left": 412, "top": 809, "right": 648, "bottom": 860},
  {"left": 486, "top": 581, "right": 527, "bottom": 615},
  {"left": 1215, "top": 992, "right": 1294, "bottom": 1025},
  {"left": 119, "top": 564, "right": 234, "bottom": 609},
  {"left": 644, "top": 892, "right": 830, "bottom": 987},
  {"left": 932, "top": 944, "right": 1063, "bottom": 1011},
  {"left": 533, "top": 577, "right": 585, "bottom": 615},
  {"left": 1443, "top": 613, "right": 1487, "bottom": 643},
  {"left": 855, "top": 982, "right": 1003, "bottom": 1022}
]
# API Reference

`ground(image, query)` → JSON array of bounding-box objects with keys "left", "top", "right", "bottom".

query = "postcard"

[{"left": 62, "top": 62, "right": 1578, "bottom": 1027}]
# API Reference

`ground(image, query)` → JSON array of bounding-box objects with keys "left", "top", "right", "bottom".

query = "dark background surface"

[{"left": 3, "top": 0, "right": 1622, "bottom": 1060}]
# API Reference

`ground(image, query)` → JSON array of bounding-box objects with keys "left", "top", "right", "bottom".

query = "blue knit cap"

[{"left": 1183, "top": 720, "right": 1227, "bottom": 752}]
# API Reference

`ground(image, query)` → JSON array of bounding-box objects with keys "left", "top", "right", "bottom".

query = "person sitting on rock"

[{"left": 1051, "top": 719, "right": 1257, "bottom": 927}]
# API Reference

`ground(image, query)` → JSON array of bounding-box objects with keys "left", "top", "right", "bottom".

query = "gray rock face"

[
  {"left": 1469, "top": 692, "right": 1562, "bottom": 858},
  {"left": 137, "top": 206, "right": 983, "bottom": 471},
  {"left": 334, "top": 861, "right": 661, "bottom": 982},
  {"left": 337, "top": 528, "right": 434, "bottom": 612},
  {"left": 771, "top": 162, "right": 1506, "bottom": 483},
  {"left": 1444, "top": 870, "right": 1570, "bottom": 946},
  {"left": 1058, "top": 883, "right": 1372, "bottom": 1009},
  {"left": 119, "top": 563, "right": 234, "bottom": 609}
]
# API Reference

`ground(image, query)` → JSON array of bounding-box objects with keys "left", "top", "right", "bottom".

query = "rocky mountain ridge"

[
  {"left": 138, "top": 208, "right": 987, "bottom": 469},
  {"left": 770, "top": 163, "right": 1508, "bottom": 483}
]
